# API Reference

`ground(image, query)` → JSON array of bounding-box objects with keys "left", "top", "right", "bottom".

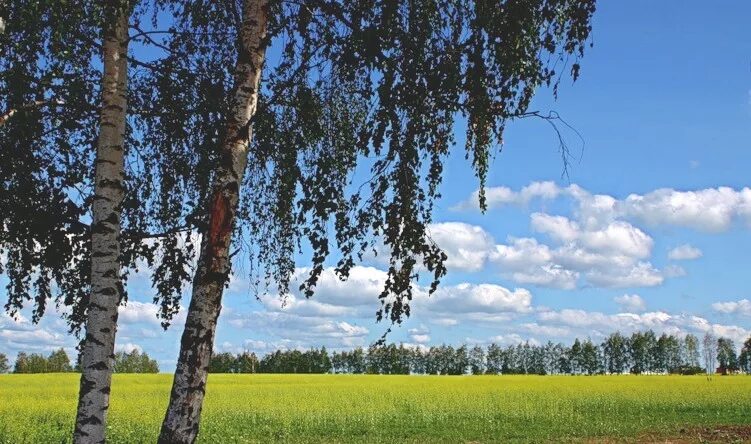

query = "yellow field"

[{"left": 1, "top": 374, "right": 750, "bottom": 443}]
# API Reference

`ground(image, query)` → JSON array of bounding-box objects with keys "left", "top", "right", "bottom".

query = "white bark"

[
  {"left": 158, "top": 1, "right": 269, "bottom": 443},
  {"left": 73, "top": 4, "right": 129, "bottom": 443}
]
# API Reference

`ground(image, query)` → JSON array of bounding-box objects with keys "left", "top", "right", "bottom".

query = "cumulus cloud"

[
  {"left": 227, "top": 310, "right": 370, "bottom": 349},
  {"left": 585, "top": 262, "right": 663, "bottom": 288},
  {"left": 432, "top": 318, "right": 459, "bottom": 327},
  {"left": 490, "top": 220, "right": 662, "bottom": 289},
  {"left": 118, "top": 301, "right": 161, "bottom": 325},
  {"left": 115, "top": 342, "right": 143, "bottom": 353},
  {"left": 712, "top": 299, "right": 751, "bottom": 317},
  {"left": 448, "top": 182, "right": 751, "bottom": 289},
  {"left": 532, "top": 213, "right": 653, "bottom": 259},
  {"left": 0, "top": 328, "right": 67, "bottom": 347},
  {"left": 537, "top": 308, "right": 751, "bottom": 344},
  {"left": 0, "top": 313, "right": 73, "bottom": 355},
  {"left": 416, "top": 283, "right": 533, "bottom": 320},
  {"left": 260, "top": 294, "right": 356, "bottom": 318},
  {"left": 520, "top": 323, "right": 570, "bottom": 338},
  {"left": 456, "top": 182, "right": 751, "bottom": 232},
  {"left": 290, "top": 266, "right": 387, "bottom": 308},
  {"left": 667, "top": 244, "right": 703, "bottom": 260},
  {"left": 489, "top": 237, "right": 578, "bottom": 290},
  {"left": 408, "top": 325, "right": 431, "bottom": 344},
  {"left": 662, "top": 264, "right": 686, "bottom": 278},
  {"left": 452, "top": 181, "right": 561, "bottom": 210},
  {"left": 613, "top": 294, "right": 646, "bottom": 312},
  {"left": 255, "top": 265, "right": 537, "bottom": 329},
  {"left": 428, "top": 222, "right": 495, "bottom": 272},
  {"left": 529, "top": 213, "right": 580, "bottom": 242},
  {"left": 620, "top": 187, "right": 751, "bottom": 232},
  {"left": 486, "top": 334, "right": 540, "bottom": 346}
]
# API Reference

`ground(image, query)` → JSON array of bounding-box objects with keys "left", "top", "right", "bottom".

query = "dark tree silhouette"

[{"left": 149, "top": 1, "right": 596, "bottom": 441}]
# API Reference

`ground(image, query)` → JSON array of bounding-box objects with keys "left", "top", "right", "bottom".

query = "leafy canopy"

[{"left": 1, "top": 0, "right": 595, "bottom": 333}]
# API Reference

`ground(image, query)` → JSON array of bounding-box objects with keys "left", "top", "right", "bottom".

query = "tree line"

[
  {"left": 0, "top": 349, "right": 158, "bottom": 374},
  {"left": 206, "top": 332, "right": 751, "bottom": 376}
]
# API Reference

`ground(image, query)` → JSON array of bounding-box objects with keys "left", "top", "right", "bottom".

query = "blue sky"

[{"left": 2, "top": 1, "right": 751, "bottom": 370}]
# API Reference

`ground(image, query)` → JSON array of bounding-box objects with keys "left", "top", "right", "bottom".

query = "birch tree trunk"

[
  {"left": 158, "top": 1, "right": 268, "bottom": 442},
  {"left": 73, "top": 3, "right": 130, "bottom": 443}
]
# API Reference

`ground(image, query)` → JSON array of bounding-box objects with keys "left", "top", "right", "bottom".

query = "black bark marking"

[
  {"left": 78, "top": 415, "right": 103, "bottom": 426},
  {"left": 88, "top": 360, "right": 109, "bottom": 371},
  {"left": 85, "top": 334, "right": 105, "bottom": 347}
]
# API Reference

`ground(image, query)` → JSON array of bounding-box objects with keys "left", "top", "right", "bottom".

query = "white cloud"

[
  {"left": 532, "top": 214, "right": 653, "bottom": 259},
  {"left": 456, "top": 183, "right": 751, "bottom": 232},
  {"left": 490, "top": 218, "right": 661, "bottom": 289},
  {"left": 0, "top": 328, "right": 66, "bottom": 347},
  {"left": 290, "top": 266, "right": 387, "bottom": 308},
  {"left": 620, "top": 187, "right": 751, "bottom": 232},
  {"left": 520, "top": 323, "right": 570, "bottom": 337},
  {"left": 257, "top": 265, "right": 536, "bottom": 328},
  {"left": 585, "top": 262, "right": 664, "bottom": 288},
  {"left": 537, "top": 308, "right": 751, "bottom": 344},
  {"left": 260, "top": 294, "right": 356, "bottom": 318},
  {"left": 428, "top": 222, "right": 495, "bottom": 272},
  {"left": 667, "top": 244, "right": 703, "bottom": 260},
  {"left": 118, "top": 301, "right": 160, "bottom": 325},
  {"left": 431, "top": 318, "right": 458, "bottom": 326},
  {"left": 448, "top": 182, "right": 751, "bottom": 290},
  {"left": 613, "top": 294, "right": 646, "bottom": 312},
  {"left": 489, "top": 237, "right": 578, "bottom": 290},
  {"left": 227, "top": 310, "right": 370, "bottom": 349},
  {"left": 486, "top": 334, "right": 540, "bottom": 346},
  {"left": 408, "top": 325, "right": 431, "bottom": 344},
  {"left": 530, "top": 213, "right": 579, "bottom": 242},
  {"left": 712, "top": 299, "right": 751, "bottom": 317},
  {"left": 662, "top": 264, "right": 686, "bottom": 278},
  {"left": 0, "top": 310, "right": 80, "bottom": 359},
  {"left": 452, "top": 181, "right": 561, "bottom": 210},
  {"left": 115, "top": 342, "right": 142, "bottom": 354},
  {"left": 417, "top": 283, "right": 533, "bottom": 317}
]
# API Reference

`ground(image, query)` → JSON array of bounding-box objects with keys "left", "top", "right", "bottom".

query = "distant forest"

[
  {"left": 0, "top": 349, "right": 158, "bottom": 374},
  {"left": 209, "top": 330, "right": 751, "bottom": 376},
  {"left": 3, "top": 330, "right": 749, "bottom": 376}
]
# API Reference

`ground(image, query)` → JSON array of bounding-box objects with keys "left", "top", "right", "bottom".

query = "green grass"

[{"left": 1, "top": 374, "right": 750, "bottom": 443}]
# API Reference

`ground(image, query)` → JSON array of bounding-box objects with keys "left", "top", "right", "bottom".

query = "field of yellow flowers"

[{"left": 1, "top": 373, "right": 750, "bottom": 443}]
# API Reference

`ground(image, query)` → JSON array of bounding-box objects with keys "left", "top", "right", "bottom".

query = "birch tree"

[
  {"left": 702, "top": 332, "right": 717, "bottom": 376},
  {"left": 73, "top": 2, "right": 133, "bottom": 441},
  {"left": 1, "top": 1, "right": 193, "bottom": 441},
  {"left": 150, "top": 1, "right": 596, "bottom": 442},
  {"left": 159, "top": 0, "right": 270, "bottom": 439}
]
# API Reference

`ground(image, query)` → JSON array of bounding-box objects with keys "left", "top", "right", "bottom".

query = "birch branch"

[{"left": 0, "top": 99, "right": 65, "bottom": 126}]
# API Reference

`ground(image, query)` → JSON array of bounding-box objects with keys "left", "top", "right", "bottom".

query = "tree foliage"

[
  {"left": 137, "top": 0, "right": 597, "bottom": 332},
  {"left": 0, "top": 0, "right": 210, "bottom": 336},
  {"left": 0, "top": 352, "right": 9, "bottom": 373},
  {"left": 204, "top": 331, "right": 749, "bottom": 376},
  {"left": 113, "top": 349, "right": 160, "bottom": 373},
  {"left": 11, "top": 348, "right": 72, "bottom": 373}
]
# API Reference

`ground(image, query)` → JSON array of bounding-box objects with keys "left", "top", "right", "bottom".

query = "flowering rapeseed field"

[{"left": 1, "top": 374, "right": 749, "bottom": 443}]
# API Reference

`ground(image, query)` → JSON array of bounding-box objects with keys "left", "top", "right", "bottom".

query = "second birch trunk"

[{"left": 158, "top": 1, "right": 269, "bottom": 442}]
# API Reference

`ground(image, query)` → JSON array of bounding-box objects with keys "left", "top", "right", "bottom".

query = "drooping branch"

[{"left": 514, "top": 110, "right": 586, "bottom": 180}]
